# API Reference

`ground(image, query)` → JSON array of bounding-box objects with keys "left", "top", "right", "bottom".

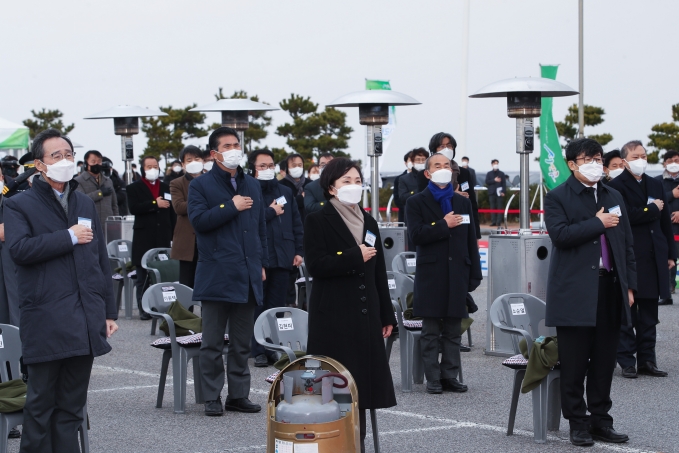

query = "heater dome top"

[
  {"left": 327, "top": 90, "right": 421, "bottom": 107},
  {"left": 469, "top": 77, "right": 578, "bottom": 99},
  {"left": 190, "top": 99, "right": 279, "bottom": 113},
  {"left": 84, "top": 105, "right": 168, "bottom": 119}
]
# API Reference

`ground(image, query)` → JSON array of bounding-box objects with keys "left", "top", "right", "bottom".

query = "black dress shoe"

[
  {"left": 658, "top": 298, "right": 673, "bottom": 305},
  {"left": 460, "top": 345, "right": 471, "bottom": 352},
  {"left": 8, "top": 427, "right": 20, "bottom": 439},
  {"left": 426, "top": 380, "right": 442, "bottom": 394},
  {"left": 637, "top": 361, "right": 668, "bottom": 377},
  {"left": 224, "top": 398, "right": 261, "bottom": 413},
  {"left": 254, "top": 354, "right": 269, "bottom": 367},
  {"left": 139, "top": 311, "right": 152, "bottom": 321},
  {"left": 204, "top": 397, "right": 224, "bottom": 416},
  {"left": 441, "top": 378, "right": 468, "bottom": 393},
  {"left": 570, "top": 429, "right": 594, "bottom": 446},
  {"left": 620, "top": 366, "right": 637, "bottom": 379},
  {"left": 589, "top": 426, "right": 629, "bottom": 443}
]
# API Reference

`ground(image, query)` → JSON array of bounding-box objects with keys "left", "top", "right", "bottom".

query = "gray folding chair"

[
  {"left": 142, "top": 283, "right": 206, "bottom": 414},
  {"left": 254, "top": 308, "right": 383, "bottom": 453},
  {"left": 489, "top": 293, "right": 560, "bottom": 443},
  {"left": 141, "top": 248, "right": 180, "bottom": 334},
  {"left": 0, "top": 324, "right": 89, "bottom": 453},
  {"left": 107, "top": 239, "right": 134, "bottom": 319},
  {"left": 391, "top": 252, "right": 417, "bottom": 275}
]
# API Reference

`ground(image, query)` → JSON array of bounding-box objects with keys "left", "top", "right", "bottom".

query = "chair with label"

[
  {"left": 141, "top": 248, "right": 180, "bottom": 334},
  {"left": 143, "top": 283, "right": 219, "bottom": 414},
  {"left": 254, "top": 307, "right": 383, "bottom": 453},
  {"left": 107, "top": 239, "right": 134, "bottom": 319},
  {"left": 0, "top": 324, "right": 90, "bottom": 453},
  {"left": 489, "top": 293, "right": 560, "bottom": 443},
  {"left": 391, "top": 252, "right": 417, "bottom": 276}
]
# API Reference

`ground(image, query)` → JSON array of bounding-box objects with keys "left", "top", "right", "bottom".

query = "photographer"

[{"left": 75, "top": 150, "right": 119, "bottom": 228}]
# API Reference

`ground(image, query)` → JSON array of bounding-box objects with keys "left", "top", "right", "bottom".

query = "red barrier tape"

[{"left": 364, "top": 207, "right": 544, "bottom": 213}]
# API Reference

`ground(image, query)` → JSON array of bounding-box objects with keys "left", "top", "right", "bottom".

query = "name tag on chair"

[
  {"left": 388, "top": 279, "right": 396, "bottom": 289},
  {"left": 365, "top": 231, "right": 376, "bottom": 247},
  {"left": 158, "top": 254, "right": 169, "bottom": 261},
  {"left": 460, "top": 181, "right": 469, "bottom": 192},
  {"left": 406, "top": 258, "right": 416, "bottom": 268},
  {"left": 0, "top": 335, "right": 4, "bottom": 349},
  {"left": 277, "top": 318, "right": 294, "bottom": 331},
  {"left": 118, "top": 243, "right": 128, "bottom": 252},
  {"left": 460, "top": 214, "right": 470, "bottom": 224},
  {"left": 78, "top": 217, "right": 92, "bottom": 229},
  {"left": 161, "top": 286, "right": 177, "bottom": 303},
  {"left": 510, "top": 303, "right": 526, "bottom": 315},
  {"left": 609, "top": 205, "right": 622, "bottom": 217}
]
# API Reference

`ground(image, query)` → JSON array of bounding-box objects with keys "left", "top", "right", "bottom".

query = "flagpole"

[
  {"left": 459, "top": 0, "right": 471, "bottom": 152},
  {"left": 578, "top": 0, "right": 585, "bottom": 138}
]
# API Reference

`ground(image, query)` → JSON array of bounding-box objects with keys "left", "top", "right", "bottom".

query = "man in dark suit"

[
  {"left": 397, "top": 148, "right": 429, "bottom": 226},
  {"left": 460, "top": 156, "right": 477, "bottom": 188},
  {"left": 608, "top": 140, "right": 675, "bottom": 378},
  {"left": 393, "top": 151, "right": 412, "bottom": 223},
  {"left": 485, "top": 159, "right": 506, "bottom": 226},
  {"left": 406, "top": 153, "right": 481, "bottom": 395},
  {"left": 303, "top": 153, "right": 334, "bottom": 215},
  {"left": 127, "top": 155, "right": 175, "bottom": 320},
  {"left": 656, "top": 149, "right": 679, "bottom": 303},
  {"left": 545, "top": 138, "right": 636, "bottom": 446}
]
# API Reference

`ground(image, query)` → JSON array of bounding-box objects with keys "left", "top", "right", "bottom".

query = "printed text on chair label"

[
  {"left": 388, "top": 279, "right": 396, "bottom": 289},
  {"left": 406, "top": 258, "right": 416, "bottom": 267},
  {"left": 277, "top": 318, "right": 294, "bottom": 331},
  {"left": 510, "top": 303, "right": 526, "bottom": 315},
  {"left": 118, "top": 243, "right": 128, "bottom": 252}
]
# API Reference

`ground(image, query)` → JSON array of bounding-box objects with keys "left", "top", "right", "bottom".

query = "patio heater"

[
  {"left": 84, "top": 105, "right": 167, "bottom": 185},
  {"left": 470, "top": 77, "right": 577, "bottom": 356},
  {"left": 327, "top": 90, "right": 420, "bottom": 220},
  {"left": 190, "top": 99, "right": 279, "bottom": 152}
]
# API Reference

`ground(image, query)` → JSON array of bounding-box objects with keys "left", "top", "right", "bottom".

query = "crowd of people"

[{"left": 0, "top": 125, "right": 674, "bottom": 451}]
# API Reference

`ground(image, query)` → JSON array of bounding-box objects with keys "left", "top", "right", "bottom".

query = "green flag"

[
  {"left": 539, "top": 65, "right": 569, "bottom": 189},
  {"left": 365, "top": 79, "right": 396, "bottom": 152}
]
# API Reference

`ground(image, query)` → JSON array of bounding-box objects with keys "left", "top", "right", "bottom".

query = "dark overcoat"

[
  {"left": 303, "top": 180, "right": 328, "bottom": 216},
  {"left": 126, "top": 179, "right": 175, "bottom": 266},
  {"left": 188, "top": 165, "right": 268, "bottom": 304},
  {"left": 260, "top": 180, "right": 304, "bottom": 270},
  {"left": 304, "top": 203, "right": 396, "bottom": 410},
  {"left": 4, "top": 178, "right": 117, "bottom": 364},
  {"left": 608, "top": 170, "right": 676, "bottom": 299},
  {"left": 655, "top": 172, "right": 679, "bottom": 235},
  {"left": 406, "top": 187, "right": 482, "bottom": 319},
  {"left": 544, "top": 176, "right": 636, "bottom": 327}
]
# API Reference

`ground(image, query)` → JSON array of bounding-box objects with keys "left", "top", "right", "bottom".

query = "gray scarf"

[
  {"left": 330, "top": 198, "right": 364, "bottom": 245},
  {"left": 41, "top": 175, "right": 70, "bottom": 215},
  {"left": 284, "top": 173, "right": 306, "bottom": 195}
]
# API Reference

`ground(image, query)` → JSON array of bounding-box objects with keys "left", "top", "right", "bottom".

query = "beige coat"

[{"left": 170, "top": 174, "right": 196, "bottom": 261}]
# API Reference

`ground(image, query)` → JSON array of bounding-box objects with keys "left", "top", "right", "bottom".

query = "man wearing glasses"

[
  {"left": 544, "top": 138, "right": 635, "bottom": 446},
  {"left": 608, "top": 140, "right": 675, "bottom": 379},
  {"left": 188, "top": 127, "right": 268, "bottom": 416},
  {"left": 247, "top": 149, "right": 303, "bottom": 367},
  {"left": 4, "top": 129, "right": 118, "bottom": 452},
  {"left": 304, "top": 153, "right": 334, "bottom": 215}
]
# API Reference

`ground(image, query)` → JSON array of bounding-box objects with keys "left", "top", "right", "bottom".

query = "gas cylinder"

[{"left": 275, "top": 369, "right": 346, "bottom": 424}]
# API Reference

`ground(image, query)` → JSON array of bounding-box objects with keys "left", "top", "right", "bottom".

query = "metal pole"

[
  {"left": 578, "top": 0, "right": 584, "bottom": 138},
  {"left": 517, "top": 118, "right": 532, "bottom": 230},
  {"left": 363, "top": 127, "right": 370, "bottom": 208},
  {"left": 238, "top": 130, "right": 246, "bottom": 153},
  {"left": 370, "top": 125, "right": 382, "bottom": 221},
  {"left": 539, "top": 173, "right": 545, "bottom": 229},
  {"left": 459, "top": 0, "right": 471, "bottom": 152},
  {"left": 122, "top": 136, "right": 133, "bottom": 185}
]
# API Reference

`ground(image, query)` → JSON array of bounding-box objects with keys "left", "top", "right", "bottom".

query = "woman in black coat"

[{"left": 304, "top": 158, "right": 396, "bottom": 452}]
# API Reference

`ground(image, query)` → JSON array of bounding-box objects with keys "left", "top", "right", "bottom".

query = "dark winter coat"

[
  {"left": 457, "top": 166, "right": 481, "bottom": 239},
  {"left": 126, "top": 179, "right": 175, "bottom": 266},
  {"left": 393, "top": 170, "right": 408, "bottom": 223},
  {"left": 406, "top": 187, "right": 482, "bottom": 318},
  {"left": 74, "top": 171, "right": 119, "bottom": 229},
  {"left": 279, "top": 177, "right": 310, "bottom": 221},
  {"left": 608, "top": 170, "right": 676, "bottom": 299},
  {"left": 260, "top": 180, "right": 304, "bottom": 270},
  {"left": 303, "top": 180, "right": 328, "bottom": 216},
  {"left": 656, "top": 172, "right": 679, "bottom": 235},
  {"left": 304, "top": 202, "right": 396, "bottom": 410},
  {"left": 188, "top": 165, "right": 268, "bottom": 304},
  {"left": 544, "top": 175, "right": 636, "bottom": 327},
  {"left": 485, "top": 169, "right": 507, "bottom": 195},
  {"left": 4, "top": 177, "right": 117, "bottom": 364}
]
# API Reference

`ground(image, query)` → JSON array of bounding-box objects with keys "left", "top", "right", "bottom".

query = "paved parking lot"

[{"left": 8, "top": 280, "right": 678, "bottom": 452}]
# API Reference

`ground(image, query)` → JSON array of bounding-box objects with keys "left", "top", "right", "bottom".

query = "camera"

[{"left": 101, "top": 160, "right": 113, "bottom": 177}]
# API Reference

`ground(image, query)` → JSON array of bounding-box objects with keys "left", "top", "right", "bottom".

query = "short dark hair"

[
  {"left": 84, "top": 150, "right": 103, "bottom": 163},
  {"left": 663, "top": 150, "right": 679, "bottom": 162},
  {"left": 403, "top": 151, "right": 412, "bottom": 162},
  {"left": 620, "top": 140, "right": 645, "bottom": 160},
  {"left": 491, "top": 159, "right": 499, "bottom": 164},
  {"left": 139, "top": 155, "right": 158, "bottom": 178},
  {"left": 410, "top": 147, "right": 429, "bottom": 160},
  {"left": 318, "top": 153, "right": 334, "bottom": 163},
  {"left": 461, "top": 156, "right": 469, "bottom": 161},
  {"left": 208, "top": 127, "right": 239, "bottom": 151},
  {"left": 308, "top": 163, "right": 320, "bottom": 173},
  {"left": 428, "top": 132, "right": 457, "bottom": 156},
  {"left": 248, "top": 148, "right": 275, "bottom": 170},
  {"left": 278, "top": 159, "right": 288, "bottom": 172},
  {"left": 565, "top": 138, "right": 603, "bottom": 163},
  {"left": 202, "top": 150, "right": 212, "bottom": 160},
  {"left": 603, "top": 149, "right": 621, "bottom": 167},
  {"left": 31, "top": 128, "right": 74, "bottom": 161},
  {"left": 287, "top": 153, "right": 304, "bottom": 166},
  {"left": 179, "top": 145, "right": 203, "bottom": 163},
  {"left": 320, "top": 157, "right": 363, "bottom": 200}
]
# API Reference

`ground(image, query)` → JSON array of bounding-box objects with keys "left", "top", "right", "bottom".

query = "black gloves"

[{"left": 100, "top": 186, "right": 114, "bottom": 196}]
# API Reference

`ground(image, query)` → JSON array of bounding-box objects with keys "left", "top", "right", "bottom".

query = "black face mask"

[
  {"left": 89, "top": 164, "right": 102, "bottom": 175},
  {"left": 258, "top": 179, "right": 276, "bottom": 193}
]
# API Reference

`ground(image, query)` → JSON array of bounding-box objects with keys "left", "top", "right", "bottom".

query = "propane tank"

[{"left": 275, "top": 369, "right": 347, "bottom": 424}]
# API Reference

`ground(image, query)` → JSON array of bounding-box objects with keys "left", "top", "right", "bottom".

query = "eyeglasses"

[
  {"left": 437, "top": 144, "right": 454, "bottom": 150},
  {"left": 575, "top": 157, "right": 603, "bottom": 165},
  {"left": 49, "top": 151, "right": 76, "bottom": 161},
  {"left": 255, "top": 164, "right": 275, "bottom": 170}
]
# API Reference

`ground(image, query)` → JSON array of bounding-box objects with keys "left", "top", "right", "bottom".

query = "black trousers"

[
  {"left": 179, "top": 244, "right": 199, "bottom": 289},
  {"left": 617, "top": 297, "right": 658, "bottom": 368},
  {"left": 251, "top": 268, "right": 290, "bottom": 359},
  {"left": 135, "top": 267, "right": 148, "bottom": 314},
  {"left": 20, "top": 354, "right": 94, "bottom": 453},
  {"left": 200, "top": 289, "right": 256, "bottom": 401},
  {"left": 489, "top": 194, "right": 504, "bottom": 224},
  {"left": 420, "top": 317, "right": 462, "bottom": 382},
  {"left": 556, "top": 272, "right": 621, "bottom": 430}
]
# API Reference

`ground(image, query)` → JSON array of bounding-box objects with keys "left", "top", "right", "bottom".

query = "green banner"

[
  {"left": 539, "top": 65, "right": 570, "bottom": 190},
  {"left": 0, "top": 128, "right": 29, "bottom": 150},
  {"left": 365, "top": 79, "right": 391, "bottom": 90}
]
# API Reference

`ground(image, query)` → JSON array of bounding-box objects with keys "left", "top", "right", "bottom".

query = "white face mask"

[
  {"left": 186, "top": 161, "right": 203, "bottom": 175},
  {"left": 335, "top": 184, "right": 363, "bottom": 205},
  {"left": 430, "top": 168, "right": 453, "bottom": 185},
  {"left": 666, "top": 163, "right": 679, "bottom": 174},
  {"left": 407, "top": 162, "right": 414, "bottom": 170},
  {"left": 220, "top": 150, "right": 243, "bottom": 170},
  {"left": 172, "top": 165, "right": 182, "bottom": 173},
  {"left": 203, "top": 161, "right": 214, "bottom": 172},
  {"left": 437, "top": 149, "right": 454, "bottom": 161},
  {"left": 461, "top": 161, "right": 469, "bottom": 168},
  {"left": 0, "top": 181, "right": 4, "bottom": 193},
  {"left": 492, "top": 164, "right": 499, "bottom": 171},
  {"left": 309, "top": 173, "right": 320, "bottom": 181},
  {"left": 608, "top": 168, "right": 624, "bottom": 179},
  {"left": 625, "top": 158, "right": 647, "bottom": 176},
  {"left": 145, "top": 168, "right": 159, "bottom": 181},
  {"left": 288, "top": 166, "right": 304, "bottom": 179},
  {"left": 576, "top": 162, "right": 603, "bottom": 183},
  {"left": 42, "top": 159, "right": 76, "bottom": 183},
  {"left": 256, "top": 169, "right": 275, "bottom": 181},
  {"left": 414, "top": 163, "right": 426, "bottom": 172}
]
